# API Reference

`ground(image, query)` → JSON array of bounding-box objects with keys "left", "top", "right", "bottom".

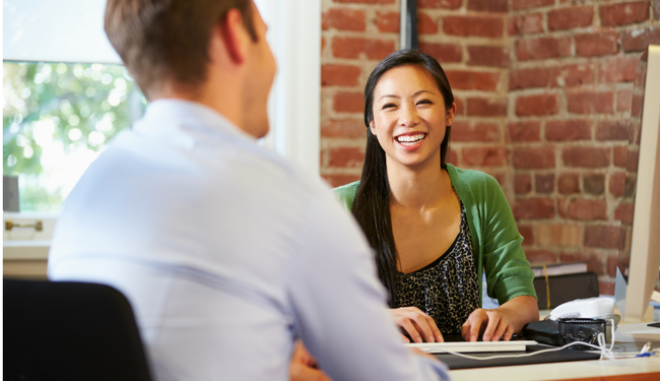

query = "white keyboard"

[{"left": 407, "top": 340, "right": 538, "bottom": 353}]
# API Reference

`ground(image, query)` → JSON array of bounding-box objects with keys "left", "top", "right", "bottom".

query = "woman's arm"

[{"left": 461, "top": 295, "right": 539, "bottom": 341}]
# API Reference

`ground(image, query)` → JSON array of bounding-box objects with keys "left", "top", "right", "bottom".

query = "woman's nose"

[{"left": 398, "top": 104, "right": 420, "bottom": 127}]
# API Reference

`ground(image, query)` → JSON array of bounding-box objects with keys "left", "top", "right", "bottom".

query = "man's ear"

[{"left": 218, "top": 8, "right": 250, "bottom": 64}]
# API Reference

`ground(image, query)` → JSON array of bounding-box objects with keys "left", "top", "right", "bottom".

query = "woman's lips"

[{"left": 395, "top": 133, "right": 426, "bottom": 151}]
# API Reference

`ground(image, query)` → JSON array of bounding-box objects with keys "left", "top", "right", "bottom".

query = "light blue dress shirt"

[{"left": 48, "top": 100, "right": 450, "bottom": 381}]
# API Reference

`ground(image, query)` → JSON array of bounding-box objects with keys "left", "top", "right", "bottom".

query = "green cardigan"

[{"left": 333, "top": 164, "right": 537, "bottom": 307}]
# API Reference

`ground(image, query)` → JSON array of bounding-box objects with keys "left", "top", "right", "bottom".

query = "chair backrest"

[{"left": 3, "top": 279, "right": 153, "bottom": 381}]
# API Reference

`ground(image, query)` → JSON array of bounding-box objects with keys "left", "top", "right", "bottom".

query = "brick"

[
  {"left": 322, "top": 8, "right": 366, "bottom": 31},
  {"left": 321, "top": 118, "right": 366, "bottom": 138},
  {"left": 607, "top": 254, "right": 619, "bottom": 277},
  {"left": 447, "top": 148, "right": 458, "bottom": 165},
  {"left": 596, "top": 120, "right": 630, "bottom": 141},
  {"left": 566, "top": 199, "right": 607, "bottom": 220},
  {"left": 624, "top": 175, "right": 636, "bottom": 197},
  {"left": 583, "top": 174, "right": 605, "bottom": 195},
  {"left": 617, "top": 89, "right": 634, "bottom": 112},
  {"left": 452, "top": 122, "right": 500, "bottom": 142},
  {"left": 600, "top": 2, "right": 649, "bottom": 27},
  {"left": 525, "top": 250, "right": 558, "bottom": 263},
  {"left": 535, "top": 224, "right": 581, "bottom": 246},
  {"left": 468, "top": 0, "right": 508, "bottom": 13},
  {"left": 515, "top": 174, "right": 532, "bottom": 194},
  {"left": 545, "top": 120, "right": 591, "bottom": 141},
  {"left": 509, "top": 68, "right": 549, "bottom": 90},
  {"left": 558, "top": 173, "right": 580, "bottom": 195},
  {"left": 562, "top": 147, "right": 610, "bottom": 168},
  {"left": 454, "top": 97, "right": 465, "bottom": 115},
  {"left": 599, "top": 57, "right": 638, "bottom": 83},
  {"left": 655, "top": 1, "right": 660, "bottom": 20},
  {"left": 613, "top": 146, "right": 628, "bottom": 168},
  {"left": 627, "top": 149, "right": 639, "bottom": 173},
  {"left": 466, "top": 97, "right": 507, "bottom": 117},
  {"left": 567, "top": 91, "right": 614, "bottom": 114},
  {"left": 322, "top": 174, "right": 360, "bottom": 188},
  {"left": 615, "top": 202, "right": 634, "bottom": 224},
  {"left": 515, "top": 94, "right": 559, "bottom": 116},
  {"left": 375, "top": 11, "right": 399, "bottom": 33},
  {"left": 548, "top": 6, "right": 594, "bottom": 31},
  {"left": 512, "top": 0, "right": 553, "bottom": 11},
  {"left": 584, "top": 226, "right": 625, "bottom": 249},
  {"left": 513, "top": 147, "right": 555, "bottom": 169},
  {"left": 462, "top": 147, "right": 508, "bottom": 167},
  {"left": 467, "top": 46, "right": 510, "bottom": 67},
  {"left": 559, "top": 252, "right": 604, "bottom": 275},
  {"left": 332, "top": 37, "right": 396, "bottom": 60},
  {"left": 518, "top": 225, "right": 534, "bottom": 246},
  {"left": 508, "top": 121, "right": 541, "bottom": 142},
  {"left": 419, "top": 42, "right": 462, "bottom": 63},
  {"left": 443, "top": 16, "right": 504, "bottom": 38},
  {"left": 445, "top": 70, "right": 500, "bottom": 91},
  {"left": 328, "top": 147, "right": 365, "bottom": 168},
  {"left": 509, "top": 13, "right": 544, "bottom": 36},
  {"left": 417, "top": 12, "right": 438, "bottom": 34},
  {"left": 516, "top": 37, "right": 571, "bottom": 61},
  {"left": 513, "top": 198, "right": 555, "bottom": 219},
  {"left": 609, "top": 172, "right": 626, "bottom": 197},
  {"left": 534, "top": 174, "right": 554, "bottom": 194},
  {"left": 621, "top": 27, "right": 660, "bottom": 52},
  {"left": 333, "top": 91, "right": 365, "bottom": 113},
  {"left": 550, "top": 64, "right": 595, "bottom": 87},
  {"left": 575, "top": 32, "right": 619, "bottom": 57},
  {"left": 418, "top": 0, "right": 462, "bottom": 9},
  {"left": 321, "top": 64, "right": 361, "bottom": 87},
  {"left": 334, "top": 0, "right": 395, "bottom": 3},
  {"left": 600, "top": 281, "right": 615, "bottom": 296}
]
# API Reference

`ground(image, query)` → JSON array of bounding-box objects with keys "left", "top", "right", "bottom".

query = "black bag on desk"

[{"left": 533, "top": 271, "right": 599, "bottom": 310}]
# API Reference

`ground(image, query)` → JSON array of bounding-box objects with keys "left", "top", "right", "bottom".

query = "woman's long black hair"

[{"left": 352, "top": 49, "right": 454, "bottom": 306}]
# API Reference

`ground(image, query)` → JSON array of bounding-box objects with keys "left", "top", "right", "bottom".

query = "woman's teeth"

[{"left": 396, "top": 134, "right": 426, "bottom": 145}]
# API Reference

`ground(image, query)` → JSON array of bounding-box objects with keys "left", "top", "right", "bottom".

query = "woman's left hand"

[{"left": 461, "top": 308, "right": 514, "bottom": 342}]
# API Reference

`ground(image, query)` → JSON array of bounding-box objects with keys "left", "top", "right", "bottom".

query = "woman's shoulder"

[
  {"left": 332, "top": 181, "right": 361, "bottom": 211},
  {"left": 447, "top": 164, "right": 499, "bottom": 191}
]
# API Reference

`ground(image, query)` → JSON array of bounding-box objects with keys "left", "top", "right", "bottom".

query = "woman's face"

[{"left": 370, "top": 65, "right": 455, "bottom": 170}]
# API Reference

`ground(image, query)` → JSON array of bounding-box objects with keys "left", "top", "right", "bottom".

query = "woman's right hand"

[{"left": 390, "top": 307, "right": 444, "bottom": 343}]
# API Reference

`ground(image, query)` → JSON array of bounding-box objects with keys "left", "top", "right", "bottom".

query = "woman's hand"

[
  {"left": 461, "top": 308, "right": 514, "bottom": 342},
  {"left": 461, "top": 296, "right": 540, "bottom": 342},
  {"left": 390, "top": 307, "right": 444, "bottom": 343},
  {"left": 290, "top": 340, "right": 331, "bottom": 381}
]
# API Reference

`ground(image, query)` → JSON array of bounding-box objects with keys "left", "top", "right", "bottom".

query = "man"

[{"left": 48, "top": 1, "right": 449, "bottom": 380}]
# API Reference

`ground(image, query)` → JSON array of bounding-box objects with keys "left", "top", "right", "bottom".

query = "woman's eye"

[
  {"left": 417, "top": 99, "right": 433, "bottom": 106},
  {"left": 382, "top": 103, "right": 397, "bottom": 109}
]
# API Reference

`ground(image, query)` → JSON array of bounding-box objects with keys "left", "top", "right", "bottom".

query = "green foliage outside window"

[{"left": 3, "top": 62, "right": 145, "bottom": 212}]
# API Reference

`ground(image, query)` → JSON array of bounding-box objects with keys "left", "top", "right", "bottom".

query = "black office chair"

[{"left": 3, "top": 279, "right": 153, "bottom": 381}]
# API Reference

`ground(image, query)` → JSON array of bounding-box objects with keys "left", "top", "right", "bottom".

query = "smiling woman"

[{"left": 334, "top": 49, "right": 540, "bottom": 344}]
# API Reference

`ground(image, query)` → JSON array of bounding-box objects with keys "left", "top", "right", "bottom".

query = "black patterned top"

[{"left": 393, "top": 203, "right": 480, "bottom": 336}]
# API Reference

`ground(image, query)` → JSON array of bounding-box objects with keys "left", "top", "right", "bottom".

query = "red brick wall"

[{"left": 320, "top": 0, "right": 660, "bottom": 294}]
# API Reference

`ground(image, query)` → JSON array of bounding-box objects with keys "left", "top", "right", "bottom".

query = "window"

[{"left": 3, "top": 62, "right": 145, "bottom": 212}]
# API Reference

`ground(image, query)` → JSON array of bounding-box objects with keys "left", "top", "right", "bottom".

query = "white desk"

[
  {"left": 450, "top": 357, "right": 660, "bottom": 381},
  {"left": 449, "top": 322, "right": 660, "bottom": 381}
]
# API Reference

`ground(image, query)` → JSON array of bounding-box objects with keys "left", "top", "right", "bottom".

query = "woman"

[{"left": 334, "top": 50, "right": 539, "bottom": 343}]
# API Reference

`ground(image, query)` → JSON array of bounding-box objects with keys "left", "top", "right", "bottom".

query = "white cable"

[{"left": 430, "top": 319, "right": 618, "bottom": 361}]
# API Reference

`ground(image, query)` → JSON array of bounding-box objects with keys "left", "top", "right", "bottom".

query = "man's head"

[{"left": 105, "top": 0, "right": 276, "bottom": 138}]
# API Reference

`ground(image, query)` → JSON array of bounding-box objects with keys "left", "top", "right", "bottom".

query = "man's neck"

[{"left": 150, "top": 79, "right": 245, "bottom": 131}]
